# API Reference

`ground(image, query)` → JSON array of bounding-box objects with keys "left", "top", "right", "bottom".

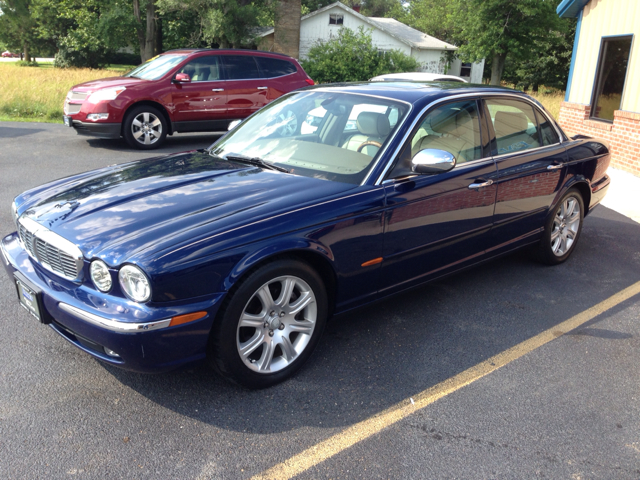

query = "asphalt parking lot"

[{"left": 1, "top": 121, "right": 640, "bottom": 479}]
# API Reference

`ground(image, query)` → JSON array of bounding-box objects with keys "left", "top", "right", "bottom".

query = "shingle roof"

[{"left": 367, "top": 17, "right": 457, "bottom": 50}]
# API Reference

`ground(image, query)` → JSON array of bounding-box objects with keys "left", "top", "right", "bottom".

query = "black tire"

[
  {"left": 123, "top": 105, "right": 167, "bottom": 150},
  {"left": 208, "top": 259, "right": 328, "bottom": 389},
  {"left": 537, "top": 188, "right": 585, "bottom": 265}
]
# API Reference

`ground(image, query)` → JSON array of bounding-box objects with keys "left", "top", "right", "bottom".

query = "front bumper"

[
  {"left": 70, "top": 120, "right": 121, "bottom": 139},
  {"left": 2, "top": 232, "right": 224, "bottom": 373}
]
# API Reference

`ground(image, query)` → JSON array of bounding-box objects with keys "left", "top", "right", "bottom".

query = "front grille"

[
  {"left": 64, "top": 101, "right": 82, "bottom": 115},
  {"left": 69, "top": 91, "right": 88, "bottom": 101},
  {"left": 35, "top": 238, "right": 78, "bottom": 279},
  {"left": 17, "top": 217, "right": 84, "bottom": 282}
]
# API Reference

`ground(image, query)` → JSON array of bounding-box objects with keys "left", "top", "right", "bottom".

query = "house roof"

[
  {"left": 367, "top": 17, "right": 457, "bottom": 50},
  {"left": 556, "top": 0, "right": 591, "bottom": 18},
  {"left": 256, "top": 2, "right": 457, "bottom": 52}
]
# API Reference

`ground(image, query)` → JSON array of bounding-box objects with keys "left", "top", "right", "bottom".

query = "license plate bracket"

[
  {"left": 14, "top": 272, "right": 52, "bottom": 324},
  {"left": 63, "top": 115, "right": 73, "bottom": 127}
]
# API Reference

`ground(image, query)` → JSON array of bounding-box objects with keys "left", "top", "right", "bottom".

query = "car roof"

[
  {"left": 161, "top": 49, "right": 296, "bottom": 60},
  {"left": 302, "top": 81, "right": 523, "bottom": 106},
  {"left": 371, "top": 72, "right": 467, "bottom": 83}
]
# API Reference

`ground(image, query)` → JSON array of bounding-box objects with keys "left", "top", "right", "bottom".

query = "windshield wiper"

[{"left": 223, "top": 154, "right": 290, "bottom": 173}]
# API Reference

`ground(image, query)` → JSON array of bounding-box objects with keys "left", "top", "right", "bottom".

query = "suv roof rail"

[{"left": 162, "top": 48, "right": 295, "bottom": 59}]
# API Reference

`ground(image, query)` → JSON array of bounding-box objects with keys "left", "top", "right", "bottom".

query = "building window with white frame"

[
  {"left": 591, "top": 36, "right": 633, "bottom": 122},
  {"left": 329, "top": 14, "right": 343, "bottom": 25}
]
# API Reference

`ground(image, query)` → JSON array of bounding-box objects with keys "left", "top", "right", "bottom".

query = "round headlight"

[
  {"left": 90, "top": 260, "right": 112, "bottom": 292},
  {"left": 118, "top": 265, "right": 151, "bottom": 302}
]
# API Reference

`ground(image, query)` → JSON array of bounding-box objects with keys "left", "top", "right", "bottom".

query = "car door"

[
  {"left": 483, "top": 97, "right": 567, "bottom": 250},
  {"left": 171, "top": 55, "right": 228, "bottom": 130},
  {"left": 221, "top": 55, "right": 269, "bottom": 119},
  {"left": 254, "top": 56, "right": 301, "bottom": 102},
  {"left": 379, "top": 98, "right": 497, "bottom": 294}
]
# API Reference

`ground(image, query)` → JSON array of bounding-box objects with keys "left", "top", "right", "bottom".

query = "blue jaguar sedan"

[{"left": 2, "top": 82, "right": 611, "bottom": 388}]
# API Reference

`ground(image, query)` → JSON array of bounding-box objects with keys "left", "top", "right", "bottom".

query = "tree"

[
  {"left": 0, "top": 0, "right": 38, "bottom": 61},
  {"left": 274, "top": 0, "right": 301, "bottom": 58},
  {"left": 301, "top": 26, "right": 418, "bottom": 83},
  {"left": 452, "top": 0, "right": 562, "bottom": 85}
]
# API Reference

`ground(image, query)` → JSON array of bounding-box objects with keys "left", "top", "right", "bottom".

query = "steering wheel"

[{"left": 356, "top": 141, "right": 382, "bottom": 153}]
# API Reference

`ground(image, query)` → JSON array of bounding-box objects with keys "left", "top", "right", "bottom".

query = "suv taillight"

[{"left": 305, "top": 79, "right": 314, "bottom": 86}]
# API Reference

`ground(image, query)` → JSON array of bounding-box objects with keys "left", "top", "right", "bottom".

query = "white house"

[{"left": 257, "top": 2, "right": 484, "bottom": 83}]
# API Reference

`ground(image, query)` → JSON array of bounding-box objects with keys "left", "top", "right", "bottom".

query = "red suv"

[{"left": 63, "top": 49, "right": 314, "bottom": 149}]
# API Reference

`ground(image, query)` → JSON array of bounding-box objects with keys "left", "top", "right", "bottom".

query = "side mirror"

[
  {"left": 411, "top": 149, "right": 456, "bottom": 174},
  {"left": 174, "top": 73, "right": 191, "bottom": 83},
  {"left": 228, "top": 119, "right": 241, "bottom": 131}
]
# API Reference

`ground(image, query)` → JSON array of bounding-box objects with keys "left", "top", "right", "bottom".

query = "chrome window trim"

[
  {"left": 381, "top": 157, "right": 496, "bottom": 185},
  {"left": 18, "top": 216, "right": 84, "bottom": 282},
  {"left": 374, "top": 91, "right": 565, "bottom": 185},
  {"left": 490, "top": 143, "right": 565, "bottom": 162},
  {"left": 58, "top": 303, "right": 171, "bottom": 333}
]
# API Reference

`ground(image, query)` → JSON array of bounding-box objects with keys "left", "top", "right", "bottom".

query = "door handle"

[
  {"left": 547, "top": 164, "right": 563, "bottom": 170},
  {"left": 257, "top": 86, "right": 268, "bottom": 90},
  {"left": 468, "top": 179, "right": 494, "bottom": 189},
  {"left": 211, "top": 88, "right": 224, "bottom": 92}
]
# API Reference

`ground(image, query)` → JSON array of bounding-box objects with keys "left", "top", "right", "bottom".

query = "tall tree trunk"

[
  {"left": 144, "top": 0, "right": 157, "bottom": 61},
  {"left": 489, "top": 52, "right": 507, "bottom": 86},
  {"left": 23, "top": 41, "right": 31, "bottom": 62},
  {"left": 274, "top": 0, "right": 301, "bottom": 59},
  {"left": 155, "top": 17, "right": 163, "bottom": 56}
]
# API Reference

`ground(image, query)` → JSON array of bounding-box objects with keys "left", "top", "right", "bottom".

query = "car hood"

[
  {"left": 70, "top": 76, "right": 149, "bottom": 92},
  {"left": 18, "top": 151, "right": 355, "bottom": 264}
]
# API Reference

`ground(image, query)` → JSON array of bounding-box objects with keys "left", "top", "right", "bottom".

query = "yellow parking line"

[{"left": 252, "top": 280, "right": 640, "bottom": 480}]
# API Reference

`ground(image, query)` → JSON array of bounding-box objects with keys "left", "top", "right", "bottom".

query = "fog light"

[
  {"left": 87, "top": 113, "right": 109, "bottom": 121},
  {"left": 104, "top": 347, "right": 120, "bottom": 358}
]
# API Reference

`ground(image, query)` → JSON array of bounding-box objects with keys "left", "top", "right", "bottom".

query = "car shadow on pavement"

[
  {"left": 0, "top": 126, "right": 45, "bottom": 138},
  {"left": 84, "top": 133, "right": 223, "bottom": 153},
  {"left": 101, "top": 206, "right": 640, "bottom": 437}
]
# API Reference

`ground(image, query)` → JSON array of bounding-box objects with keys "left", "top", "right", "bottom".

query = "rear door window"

[
  {"left": 535, "top": 109, "right": 560, "bottom": 146},
  {"left": 222, "top": 55, "right": 261, "bottom": 80},
  {"left": 256, "top": 57, "right": 297, "bottom": 78},
  {"left": 485, "top": 98, "right": 541, "bottom": 155}
]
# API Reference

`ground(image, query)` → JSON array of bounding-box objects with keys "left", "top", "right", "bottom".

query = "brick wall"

[{"left": 558, "top": 102, "right": 640, "bottom": 176}]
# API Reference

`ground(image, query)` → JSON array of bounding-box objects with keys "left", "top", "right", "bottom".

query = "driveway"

[{"left": 1, "top": 121, "right": 639, "bottom": 479}]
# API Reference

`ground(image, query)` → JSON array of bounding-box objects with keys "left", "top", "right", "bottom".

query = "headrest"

[
  {"left": 357, "top": 112, "right": 391, "bottom": 137},
  {"left": 494, "top": 111, "right": 528, "bottom": 137},
  {"left": 429, "top": 109, "right": 472, "bottom": 136}
]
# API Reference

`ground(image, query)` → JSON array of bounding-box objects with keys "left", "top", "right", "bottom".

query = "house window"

[
  {"left": 329, "top": 14, "right": 343, "bottom": 25},
  {"left": 591, "top": 36, "right": 633, "bottom": 122},
  {"left": 460, "top": 63, "right": 472, "bottom": 77}
]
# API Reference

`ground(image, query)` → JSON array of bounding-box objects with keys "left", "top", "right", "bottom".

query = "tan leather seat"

[
  {"left": 343, "top": 112, "right": 391, "bottom": 156},
  {"left": 493, "top": 111, "right": 539, "bottom": 153},
  {"left": 414, "top": 109, "right": 479, "bottom": 163}
]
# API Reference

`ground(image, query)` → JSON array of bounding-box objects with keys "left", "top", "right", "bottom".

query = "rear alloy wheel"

[
  {"left": 209, "top": 259, "right": 327, "bottom": 389},
  {"left": 537, "top": 188, "right": 584, "bottom": 265},
  {"left": 123, "top": 106, "right": 167, "bottom": 149}
]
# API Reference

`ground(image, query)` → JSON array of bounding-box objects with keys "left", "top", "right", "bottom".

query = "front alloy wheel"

[
  {"left": 209, "top": 259, "right": 327, "bottom": 389},
  {"left": 123, "top": 105, "right": 168, "bottom": 149}
]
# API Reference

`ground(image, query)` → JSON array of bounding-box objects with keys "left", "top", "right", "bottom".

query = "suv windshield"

[
  {"left": 124, "top": 54, "right": 188, "bottom": 81},
  {"left": 210, "top": 91, "right": 409, "bottom": 184}
]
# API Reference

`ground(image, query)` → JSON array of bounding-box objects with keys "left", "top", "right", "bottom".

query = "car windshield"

[
  {"left": 124, "top": 54, "right": 188, "bottom": 80},
  {"left": 209, "top": 91, "right": 409, "bottom": 184}
]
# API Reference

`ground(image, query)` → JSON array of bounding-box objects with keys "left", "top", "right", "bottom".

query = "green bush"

[
  {"left": 54, "top": 47, "right": 105, "bottom": 69},
  {"left": 16, "top": 60, "right": 39, "bottom": 67},
  {"left": 301, "top": 27, "right": 419, "bottom": 83}
]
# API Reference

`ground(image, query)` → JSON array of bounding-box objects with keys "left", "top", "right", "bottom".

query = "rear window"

[
  {"left": 256, "top": 57, "right": 297, "bottom": 78},
  {"left": 223, "top": 55, "right": 261, "bottom": 80}
]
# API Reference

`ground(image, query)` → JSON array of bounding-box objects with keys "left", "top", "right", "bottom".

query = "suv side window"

[
  {"left": 388, "top": 100, "right": 482, "bottom": 179},
  {"left": 256, "top": 57, "right": 297, "bottom": 78},
  {"left": 535, "top": 108, "right": 560, "bottom": 146},
  {"left": 223, "top": 55, "right": 261, "bottom": 80},
  {"left": 485, "top": 98, "right": 541, "bottom": 155},
  {"left": 177, "top": 55, "right": 222, "bottom": 82}
]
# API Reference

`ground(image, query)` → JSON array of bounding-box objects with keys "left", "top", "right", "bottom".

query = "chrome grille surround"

[{"left": 17, "top": 216, "right": 84, "bottom": 282}]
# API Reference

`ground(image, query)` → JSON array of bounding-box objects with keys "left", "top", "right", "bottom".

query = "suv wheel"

[{"left": 123, "top": 105, "right": 167, "bottom": 149}]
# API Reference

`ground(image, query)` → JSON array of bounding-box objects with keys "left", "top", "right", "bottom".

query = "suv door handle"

[
  {"left": 468, "top": 179, "right": 494, "bottom": 189},
  {"left": 547, "top": 163, "right": 563, "bottom": 170},
  {"left": 211, "top": 88, "right": 224, "bottom": 92},
  {"left": 257, "top": 86, "right": 268, "bottom": 90}
]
